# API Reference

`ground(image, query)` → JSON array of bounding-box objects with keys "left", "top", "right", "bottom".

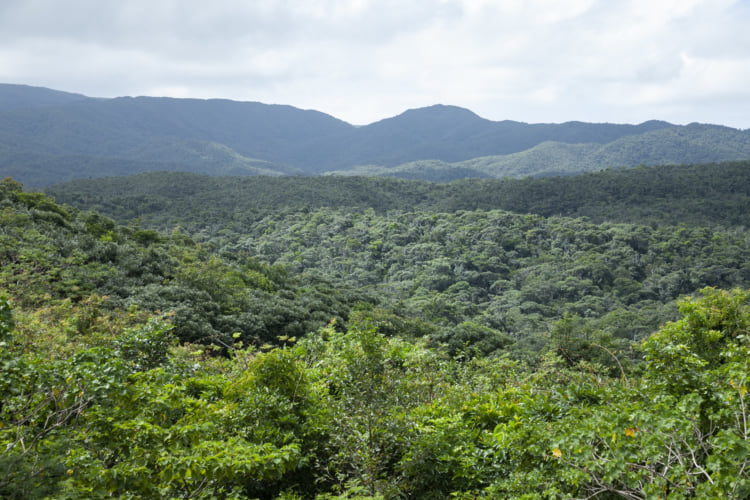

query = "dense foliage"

[
  {"left": 245, "top": 206, "right": 750, "bottom": 361},
  {"left": 4, "top": 169, "right": 750, "bottom": 497},
  {"left": 45, "top": 163, "right": 750, "bottom": 368},
  {"left": 0, "top": 178, "right": 366, "bottom": 350},
  {"left": 47, "top": 160, "right": 750, "bottom": 232},
  {"left": 3, "top": 284, "right": 750, "bottom": 498}
]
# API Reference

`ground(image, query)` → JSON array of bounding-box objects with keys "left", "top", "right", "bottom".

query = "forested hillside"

[
  {"left": 1, "top": 178, "right": 371, "bottom": 350},
  {"left": 3, "top": 84, "right": 750, "bottom": 186},
  {"left": 332, "top": 125, "right": 750, "bottom": 180},
  {"left": 4, "top": 174, "right": 750, "bottom": 498},
  {"left": 47, "top": 160, "right": 750, "bottom": 230},
  {"left": 42, "top": 161, "right": 750, "bottom": 364}
]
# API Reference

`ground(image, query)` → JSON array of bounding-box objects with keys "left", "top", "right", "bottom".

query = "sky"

[{"left": 1, "top": 0, "right": 749, "bottom": 128}]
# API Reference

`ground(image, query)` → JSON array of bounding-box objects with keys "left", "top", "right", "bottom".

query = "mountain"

[
  {"left": 0, "top": 89, "right": 352, "bottom": 184},
  {"left": 351, "top": 107, "right": 674, "bottom": 168},
  {"left": 2, "top": 84, "right": 750, "bottom": 186}
]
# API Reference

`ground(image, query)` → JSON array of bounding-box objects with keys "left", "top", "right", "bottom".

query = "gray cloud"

[{"left": 1, "top": 0, "right": 748, "bottom": 128}]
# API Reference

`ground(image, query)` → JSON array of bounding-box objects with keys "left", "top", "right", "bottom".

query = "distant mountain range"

[{"left": 2, "top": 83, "right": 750, "bottom": 187}]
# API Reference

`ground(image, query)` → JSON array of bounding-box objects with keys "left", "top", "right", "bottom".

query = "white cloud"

[{"left": 1, "top": 0, "right": 749, "bottom": 127}]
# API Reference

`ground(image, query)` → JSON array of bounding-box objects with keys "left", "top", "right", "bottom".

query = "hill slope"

[
  {"left": 331, "top": 124, "right": 750, "bottom": 179},
  {"left": 45, "top": 160, "right": 750, "bottom": 234}
]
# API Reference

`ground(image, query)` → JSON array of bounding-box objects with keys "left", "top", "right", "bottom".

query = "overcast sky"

[{"left": 2, "top": 0, "right": 749, "bottom": 128}]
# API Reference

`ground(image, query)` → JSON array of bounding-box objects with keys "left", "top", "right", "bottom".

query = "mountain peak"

[
  {"left": 391, "top": 104, "right": 483, "bottom": 123},
  {"left": 366, "top": 104, "right": 488, "bottom": 133}
]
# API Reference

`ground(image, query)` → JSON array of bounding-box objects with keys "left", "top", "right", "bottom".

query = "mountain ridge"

[
  {"left": 0, "top": 83, "right": 90, "bottom": 111},
  {"left": 2, "top": 83, "right": 749, "bottom": 186}
]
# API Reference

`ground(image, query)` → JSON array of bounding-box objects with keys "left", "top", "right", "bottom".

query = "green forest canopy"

[
  {"left": 46, "top": 160, "right": 750, "bottom": 232},
  {"left": 3, "top": 160, "right": 750, "bottom": 498}
]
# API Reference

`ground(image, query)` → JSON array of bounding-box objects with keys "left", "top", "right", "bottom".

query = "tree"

[{"left": 547, "top": 289, "right": 750, "bottom": 498}]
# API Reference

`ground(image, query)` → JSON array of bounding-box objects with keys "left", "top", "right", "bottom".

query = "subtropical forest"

[{"left": 3, "top": 154, "right": 750, "bottom": 498}]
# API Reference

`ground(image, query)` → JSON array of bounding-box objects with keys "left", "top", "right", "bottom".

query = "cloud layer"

[{"left": 2, "top": 0, "right": 748, "bottom": 127}]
